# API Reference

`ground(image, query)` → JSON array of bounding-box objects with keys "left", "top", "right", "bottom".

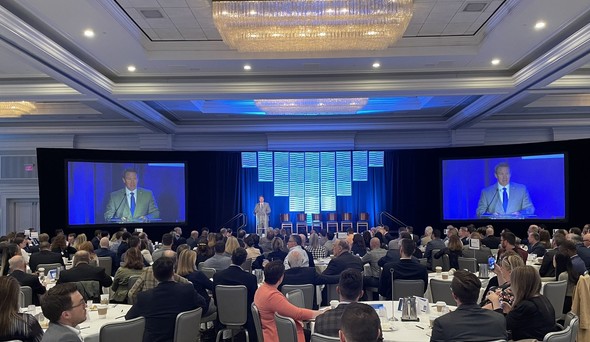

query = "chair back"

[
  {"left": 98, "top": 257, "right": 113, "bottom": 276},
  {"left": 458, "top": 257, "right": 478, "bottom": 273},
  {"left": 568, "top": 313, "right": 579, "bottom": 342},
  {"left": 312, "top": 213, "right": 321, "bottom": 221},
  {"left": 296, "top": 213, "right": 307, "bottom": 222},
  {"left": 280, "top": 213, "right": 290, "bottom": 222},
  {"left": 430, "top": 279, "right": 455, "bottom": 305},
  {"left": 325, "top": 283, "right": 339, "bottom": 302},
  {"left": 274, "top": 313, "right": 298, "bottom": 342},
  {"left": 358, "top": 212, "right": 369, "bottom": 221},
  {"left": 251, "top": 303, "right": 264, "bottom": 342},
  {"left": 418, "top": 258, "right": 428, "bottom": 267},
  {"left": 281, "top": 284, "right": 314, "bottom": 309},
  {"left": 442, "top": 254, "right": 450, "bottom": 271},
  {"left": 543, "top": 325, "right": 572, "bottom": 342},
  {"left": 285, "top": 289, "right": 305, "bottom": 308},
  {"left": 99, "top": 316, "right": 145, "bottom": 342},
  {"left": 543, "top": 280, "right": 567, "bottom": 321},
  {"left": 342, "top": 213, "right": 352, "bottom": 221},
  {"left": 74, "top": 280, "right": 101, "bottom": 301},
  {"left": 127, "top": 275, "right": 141, "bottom": 304},
  {"left": 174, "top": 307, "right": 202, "bottom": 342},
  {"left": 241, "top": 258, "right": 253, "bottom": 273},
  {"left": 198, "top": 264, "right": 216, "bottom": 279},
  {"left": 311, "top": 333, "right": 340, "bottom": 342},
  {"left": 327, "top": 213, "right": 337, "bottom": 221},
  {"left": 392, "top": 279, "right": 426, "bottom": 300},
  {"left": 19, "top": 286, "right": 33, "bottom": 308},
  {"left": 216, "top": 285, "right": 248, "bottom": 326},
  {"left": 36, "top": 263, "right": 62, "bottom": 273}
]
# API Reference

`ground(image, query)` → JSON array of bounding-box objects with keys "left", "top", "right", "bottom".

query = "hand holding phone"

[{"left": 488, "top": 256, "right": 496, "bottom": 270}]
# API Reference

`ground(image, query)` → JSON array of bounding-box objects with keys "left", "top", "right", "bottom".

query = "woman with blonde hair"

[
  {"left": 306, "top": 232, "right": 327, "bottom": 259},
  {"left": 0, "top": 276, "right": 43, "bottom": 342},
  {"left": 482, "top": 251, "right": 524, "bottom": 308},
  {"left": 177, "top": 250, "right": 216, "bottom": 315},
  {"left": 72, "top": 233, "right": 87, "bottom": 251},
  {"left": 224, "top": 236, "right": 239, "bottom": 256},
  {"left": 421, "top": 226, "right": 433, "bottom": 246},
  {"left": 76, "top": 241, "right": 99, "bottom": 266}
]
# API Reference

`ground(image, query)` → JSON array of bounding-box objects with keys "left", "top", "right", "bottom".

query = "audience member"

[
  {"left": 116, "top": 232, "right": 131, "bottom": 259},
  {"left": 306, "top": 233, "right": 327, "bottom": 259},
  {"left": 110, "top": 248, "right": 144, "bottom": 303},
  {"left": 0, "top": 276, "right": 43, "bottom": 342},
  {"left": 8, "top": 255, "right": 46, "bottom": 305},
  {"left": 380, "top": 239, "right": 428, "bottom": 300},
  {"left": 40, "top": 283, "right": 87, "bottom": 342},
  {"left": 50, "top": 235, "right": 76, "bottom": 260},
  {"left": 57, "top": 251, "right": 113, "bottom": 288},
  {"left": 361, "top": 237, "right": 387, "bottom": 298},
  {"left": 94, "top": 237, "right": 118, "bottom": 276},
  {"left": 338, "top": 302, "right": 381, "bottom": 342},
  {"left": 244, "top": 235, "right": 262, "bottom": 260},
  {"left": 76, "top": 242, "right": 98, "bottom": 266},
  {"left": 28, "top": 242, "right": 64, "bottom": 273},
  {"left": 284, "top": 235, "right": 309, "bottom": 270},
  {"left": 186, "top": 230, "right": 199, "bottom": 249},
  {"left": 322, "top": 240, "right": 363, "bottom": 276},
  {"left": 224, "top": 236, "right": 240, "bottom": 256},
  {"left": 421, "top": 226, "right": 433, "bottom": 246},
  {"left": 554, "top": 252, "right": 580, "bottom": 314},
  {"left": 481, "top": 226, "right": 501, "bottom": 249},
  {"left": 434, "top": 235, "right": 463, "bottom": 269},
  {"left": 171, "top": 227, "right": 186, "bottom": 251},
  {"left": 126, "top": 256, "right": 206, "bottom": 342},
  {"left": 498, "top": 232, "right": 527, "bottom": 262},
  {"left": 351, "top": 234, "right": 367, "bottom": 257},
  {"left": 559, "top": 240, "right": 587, "bottom": 275},
  {"left": 201, "top": 241, "right": 232, "bottom": 271},
  {"left": 482, "top": 252, "right": 523, "bottom": 308},
  {"left": 528, "top": 232, "right": 546, "bottom": 257},
  {"left": 267, "top": 238, "right": 288, "bottom": 262},
  {"left": 539, "top": 233, "right": 566, "bottom": 277},
  {"left": 151, "top": 233, "right": 173, "bottom": 262},
  {"left": 424, "top": 229, "right": 446, "bottom": 269},
  {"left": 176, "top": 249, "right": 216, "bottom": 316}
]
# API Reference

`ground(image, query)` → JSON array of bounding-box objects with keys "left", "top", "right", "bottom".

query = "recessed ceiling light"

[
  {"left": 83, "top": 29, "right": 95, "bottom": 38},
  {"left": 491, "top": 59, "right": 501, "bottom": 66},
  {"left": 243, "top": 65, "right": 252, "bottom": 70},
  {"left": 534, "top": 21, "right": 546, "bottom": 30},
  {"left": 372, "top": 62, "right": 381, "bottom": 68},
  {"left": 127, "top": 65, "right": 136, "bottom": 72}
]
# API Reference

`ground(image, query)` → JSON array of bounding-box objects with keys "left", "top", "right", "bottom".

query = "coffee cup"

[
  {"left": 330, "top": 300, "right": 339, "bottom": 309},
  {"left": 97, "top": 305, "right": 108, "bottom": 318},
  {"left": 436, "top": 301, "right": 446, "bottom": 313},
  {"left": 442, "top": 272, "right": 449, "bottom": 280},
  {"left": 100, "top": 294, "right": 109, "bottom": 305},
  {"left": 429, "top": 315, "right": 437, "bottom": 328}
]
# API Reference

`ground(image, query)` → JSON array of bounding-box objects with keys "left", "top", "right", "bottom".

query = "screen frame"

[
  {"left": 64, "top": 158, "right": 189, "bottom": 228},
  {"left": 439, "top": 151, "right": 569, "bottom": 222}
]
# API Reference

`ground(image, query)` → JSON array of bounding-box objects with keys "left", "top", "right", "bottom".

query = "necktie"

[
  {"left": 130, "top": 192, "right": 136, "bottom": 216},
  {"left": 502, "top": 187, "right": 508, "bottom": 213}
]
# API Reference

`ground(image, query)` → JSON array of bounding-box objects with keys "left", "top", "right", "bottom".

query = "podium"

[
  {"left": 107, "top": 218, "right": 161, "bottom": 223},
  {"left": 479, "top": 214, "right": 537, "bottom": 220}
]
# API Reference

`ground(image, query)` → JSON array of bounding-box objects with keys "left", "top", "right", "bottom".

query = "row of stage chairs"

[{"left": 276, "top": 212, "right": 369, "bottom": 234}]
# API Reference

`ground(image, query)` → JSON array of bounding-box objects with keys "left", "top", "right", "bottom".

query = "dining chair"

[
  {"left": 127, "top": 275, "right": 141, "bottom": 304},
  {"left": 99, "top": 316, "right": 145, "bottom": 342},
  {"left": 241, "top": 258, "right": 253, "bottom": 273},
  {"left": 281, "top": 284, "right": 314, "bottom": 309},
  {"left": 286, "top": 289, "right": 305, "bottom": 309},
  {"left": 275, "top": 313, "right": 298, "bottom": 342},
  {"left": 19, "top": 286, "right": 33, "bottom": 308},
  {"left": 543, "top": 280, "right": 567, "bottom": 321},
  {"left": 251, "top": 303, "right": 264, "bottom": 342},
  {"left": 430, "top": 278, "right": 455, "bottom": 305},
  {"left": 311, "top": 333, "right": 340, "bottom": 342},
  {"left": 174, "top": 307, "right": 202, "bottom": 342},
  {"left": 458, "top": 257, "right": 478, "bottom": 273},
  {"left": 198, "top": 264, "right": 216, "bottom": 279},
  {"left": 542, "top": 325, "right": 572, "bottom": 342},
  {"left": 392, "top": 279, "right": 426, "bottom": 300},
  {"left": 97, "top": 256, "right": 113, "bottom": 276},
  {"left": 215, "top": 285, "right": 249, "bottom": 342}
]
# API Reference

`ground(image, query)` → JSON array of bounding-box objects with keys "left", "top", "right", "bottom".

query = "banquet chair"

[
  {"left": 326, "top": 213, "right": 338, "bottom": 233},
  {"left": 392, "top": 280, "right": 426, "bottom": 300},
  {"left": 35, "top": 263, "right": 62, "bottom": 273},
  {"left": 543, "top": 280, "right": 567, "bottom": 321},
  {"left": 430, "top": 279, "right": 455, "bottom": 305},
  {"left": 99, "top": 316, "right": 145, "bottom": 342},
  {"left": 296, "top": 213, "right": 308, "bottom": 234},
  {"left": 340, "top": 213, "right": 353, "bottom": 232},
  {"left": 74, "top": 280, "right": 101, "bottom": 302},
  {"left": 286, "top": 289, "right": 305, "bottom": 309},
  {"left": 280, "top": 213, "right": 293, "bottom": 236},
  {"left": 311, "top": 333, "right": 340, "bottom": 342},
  {"left": 356, "top": 212, "right": 369, "bottom": 232},
  {"left": 97, "top": 256, "right": 113, "bottom": 276},
  {"left": 281, "top": 284, "right": 314, "bottom": 309},
  {"left": 215, "top": 285, "right": 249, "bottom": 342},
  {"left": 241, "top": 258, "right": 253, "bottom": 273},
  {"left": 326, "top": 283, "right": 339, "bottom": 302},
  {"left": 543, "top": 324, "right": 573, "bottom": 342},
  {"left": 198, "top": 265, "right": 216, "bottom": 279},
  {"left": 311, "top": 213, "right": 323, "bottom": 232},
  {"left": 458, "top": 257, "right": 478, "bottom": 273},
  {"left": 127, "top": 275, "right": 141, "bottom": 304},
  {"left": 251, "top": 303, "right": 264, "bottom": 342},
  {"left": 275, "top": 313, "right": 298, "bottom": 342},
  {"left": 174, "top": 307, "right": 202, "bottom": 342},
  {"left": 19, "top": 286, "right": 33, "bottom": 308}
]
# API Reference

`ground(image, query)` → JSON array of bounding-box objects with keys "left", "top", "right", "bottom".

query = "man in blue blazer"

[
  {"left": 104, "top": 169, "right": 159, "bottom": 222},
  {"left": 476, "top": 162, "right": 535, "bottom": 218}
]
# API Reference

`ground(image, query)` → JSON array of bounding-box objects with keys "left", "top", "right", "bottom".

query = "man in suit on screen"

[
  {"left": 104, "top": 168, "right": 159, "bottom": 223},
  {"left": 476, "top": 162, "right": 535, "bottom": 218}
]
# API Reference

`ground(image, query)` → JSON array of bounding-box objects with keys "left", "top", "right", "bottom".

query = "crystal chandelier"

[
  {"left": 212, "top": 0, "right": 414, "bottom": 52},
  {"left": 0, "top": 101, "right": 36, "bottom": 117},
  {"left": 254, "top": 98, "right": 368, "bottom": 115}
]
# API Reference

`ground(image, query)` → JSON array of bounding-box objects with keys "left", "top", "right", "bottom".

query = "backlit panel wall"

[
  {"left": 289, "top": 153, "right": 305, "bottom": 211},
  {"left": 320, "top": 152, "right": 336, "bottom": 211}
]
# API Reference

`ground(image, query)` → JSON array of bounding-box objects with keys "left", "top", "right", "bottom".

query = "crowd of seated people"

[{"left": 0, "top": 222, "right": 588, "bottom": 342}]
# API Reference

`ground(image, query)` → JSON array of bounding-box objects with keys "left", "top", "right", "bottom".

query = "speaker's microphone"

[
  {"left": 483, "top": 188, "right": 499, "bottom": 215},
  {"left": 111, "top": 193, "right": 127, "bottom": 221}
]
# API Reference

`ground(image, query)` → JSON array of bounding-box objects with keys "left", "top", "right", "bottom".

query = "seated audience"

[
  {"left": 126, "top": 257, "right": 206, "bottom": 342},
  {"left": 323, "top": 231, "right": 336, "bottom": 255},
  {"left": 528, "top": 232, "right": 547, "bottom": 257},
  {"left": 305, "top": 233, "right": 327, "bottom": 260},
  {"left": 267, "top": 237, "right": 288, "bottom": 262},
  {"left": 482, "top": 252, "right": 523, "bottom": 308},
  {"left": 76, "top": 242, "right": 98, "bottom": 266},
  {"left": 151, "top": 233, "right": 172, "bottom": 262},
  {"left": 361, "top": 237, "right": 387, "bottom": 298},
  {"left": 224, "top": 236, "right": 240, "bottom": 257},
  {"left": 0, "top": 276, "right": 43, "bottom": 342},
  {"left": 539, "top": 233, "right": 566, "bottom": 277},
  {"left": 95, "top": 237, "right": 118, "bottom": 276},
  {"left": 559, "top": 240, "right": 587, "bottom": 275},
  {"left": 57, "top": 251, "right": 113, "bottom": 288},
  {"left": 284, "top": 235, "right": 310, "bottom": 270},
  {"left": 497, "top": 232, "right": 527, "bottom": 262},
  {"left": 40, "top": 283, "right": 87, "bottom": 342},
  {"left": 421, "top": 226, "right": 433, "bottom": 246},
  {"left": 434, "top": 235, "right": 463, "bottom": 269},
  {"left": 322, "top": 239, "right": 363, "bottom": 276},
  {"left": 201, "top": 241, "right": 232, "bottom": 271},
  {"left": 350, "top": 234, "right": 367, "bottom": 257},
  {"left": 176, "top": 249, "right": 216, "bottom": 316},
  {"left": 110, "top": 248, "right": 144, "bottom": 303},
  {"left": 28, "top": 242, "right": 64, "bottom": 273},
  {"left": 50, "top": 234, "right": 76, "bottom": 260},
  {"left": 8, "top": 255, "right": 46, "bottom": 306},
  {"left": 139, "top": 239, "right": 153, "bottom": 265},
  {"left": 487, "top": 265, "right": 556, "bottom": 341},
  {"left": 338, "top": 302, "right": 381, "bottom": 342},
  {"left": 244, "top": 235, "right": 262, "bottom": 260},
  {"left": 315, "top": 269, "right": 364, "bottom": 337},
  {"left": 254, "top": 261, "right": 322, "bottom": 342},
  {"left": 380, "top": 238, "right": 428, "bottom": 300},
  {"left": 554, "top": 252, "right": 580, "bottom": 314},
  {"left": 431, "top": 270, "right": 507, "bottom": 342},
  {"left": 424, "top": 229, "right": 446, "bottom": 269}
]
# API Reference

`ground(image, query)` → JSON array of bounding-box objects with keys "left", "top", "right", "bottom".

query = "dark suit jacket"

[
  {"left": 539, "top": 248, "right": 557, "bottom": 277},
  {"left": 95, "top": 247, "right": 119, "bottom": 276},
  {"left": 323, "top": 252, "right": 363, "bottom": 276},
  {"left": 529, "top": 242, "right": 547, "bottom": 257},
  {"left": 576, "top": 243, "right": 590, "bottom": 271},
  {"left": 213, "top": 265, "right": 258, "bottom": 342},
  {"left": 172, "top": 236, "right": 187, "bottom": 251},
  {"left": 431, "top": 304, "right": 507, "bottom": 342},
  {"left": 57, "top": 263, "right": 113, "bottom": 287},
  {"left": 379, "top": 258, "right": 428, "bottom": 299},
  {"left": 10, "top": 270, "right": 46, "bottom": 305},
  {"left": 28, "top": 250, "right": 64, "bottom": 272},
  {"left": 126, "top": 281, "right": 206, "bottom": 342},
  {"left": 481, "top": 235, "right": 501, "bottom": 249}
]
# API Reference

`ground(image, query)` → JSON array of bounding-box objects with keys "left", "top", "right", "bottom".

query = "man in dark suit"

[
  {"left": 171, "top": 227, "right": 187, "bottom": 251},
  {"left": 406, "top": 226, "right": 421, "bottom": 247},
  {"left": 315, "top": 269, "right": 364, "bottom": 337},
  {"left": 424, "top": 229, "right": 446, "bottom": 269},
  {"left": 94, "top": 237, "right": 118, "bottom": 276},
  {"left": 323, "top": 239, "right": 363, "bottom": 276},
  {"left": 213, "top": 247, "right": 258, "bottom": 342},
  {"left": 29, "top": 241, "right": 64, "bottom": 272},
  {"left": 57, "top": 251, "right": 113, "bottom": 288},
  {"left": 539, "top": 233, "right": 565, "bottom": 277},
  {"left": 481, "top": 226, "right": 501, "bottom": 249},
  {"left": 528, "top": 232, "right": 547, "bottom": 257},
  {"left": 431, "top": 270, "right": 507, "bottom": 341},
  {"left": 9, "top": 255, "right": 46, "bottom": 305},
  {"left": 126, "top": 257, "right": 206, "bottom": 342},
  {"left": 379, "top": 239, "right": 428, "bottom": 300}
]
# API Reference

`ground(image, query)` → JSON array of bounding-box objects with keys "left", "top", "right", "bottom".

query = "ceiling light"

[
  {"left": 534, "top": 21, "right": 546, "bottom": 30},
  {"left": 83, "top": 29, "right": 95, "bottom": 38},
  {"left": 0, "top": 101, "right": 37, "bottom": 117},
  {"left": 127, "top": 65, "right": 136, "bottom": 72},
  {"left": 254, "top": 98, "right": 369, "bottom": 115},
  {"left": 491, "top": 59, "right": 501, "bottom": 66},
  {"left": 211, "top": 0, "right": 414, "bottom": 52},
  {"left": 372, "top": 62, "right": 381, "bottom": 68},
  {"left": 243, "top": 65, "right": 252, "bottom": 70}
]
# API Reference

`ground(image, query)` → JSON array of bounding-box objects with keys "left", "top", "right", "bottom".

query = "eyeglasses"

[{"left": 70, "top": 301, "right": 86, "bottom": 309}]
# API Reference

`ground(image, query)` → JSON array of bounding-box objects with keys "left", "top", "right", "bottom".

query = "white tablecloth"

[{"left": 79, "top": 304, "right": 132, "bottom": 342}]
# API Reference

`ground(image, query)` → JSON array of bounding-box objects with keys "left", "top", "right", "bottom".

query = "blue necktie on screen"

[
  {"left": 502, "top": 187, "right": 508, "bottom": 213},
  {"left": 130, "top": 192, "right": 136, "bottom": 216}
]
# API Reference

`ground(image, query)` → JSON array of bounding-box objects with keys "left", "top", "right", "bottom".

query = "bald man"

[
  {"left": 9, "top": 255, "right": 46, "bottom": 305},
  {"left": 95, "top": 237, "right": 119, "bottom": 276}
]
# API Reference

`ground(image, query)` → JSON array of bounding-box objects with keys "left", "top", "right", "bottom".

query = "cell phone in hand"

[{"left": 488, "top": 256, "right": 496, "bottom": 270}]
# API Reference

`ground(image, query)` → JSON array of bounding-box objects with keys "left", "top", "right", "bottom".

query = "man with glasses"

[
  {"left": 40, "top": 283, "right": 87, "bottom": 342},
  {"left": 284, "top": 234, "right": 309, "bottom": 270}
]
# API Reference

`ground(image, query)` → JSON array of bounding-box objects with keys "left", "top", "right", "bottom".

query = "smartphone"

[{"left": 488, "top": 256, "right": 496, "bottom": 270}]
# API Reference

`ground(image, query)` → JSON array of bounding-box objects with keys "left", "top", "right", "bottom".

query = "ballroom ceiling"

[{"left": 1, "top": 0, "right": 590, "bottom": 149}]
